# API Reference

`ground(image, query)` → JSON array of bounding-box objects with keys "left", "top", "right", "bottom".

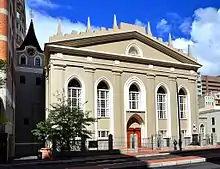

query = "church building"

[{"left": 44, "top": 15, "right": 201, "bottom": 149}]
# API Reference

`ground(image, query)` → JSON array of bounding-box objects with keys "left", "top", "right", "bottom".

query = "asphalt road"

[{"left": 156, "top": 162, "right": 220, "bottom": 169}]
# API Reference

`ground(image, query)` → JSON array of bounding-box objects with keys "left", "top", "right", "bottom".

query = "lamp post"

[{"left": 176, "top": 81, "right": 182, "bottom": 151}]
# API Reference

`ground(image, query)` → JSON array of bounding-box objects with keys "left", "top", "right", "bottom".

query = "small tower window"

[
  {"left": 20, "top": 56, "right": 26, "bottom": 65},
  {"left": 35, "top": 57, "right": 41, "bottom": 66}
]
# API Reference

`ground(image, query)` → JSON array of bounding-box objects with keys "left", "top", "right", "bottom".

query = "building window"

[
  {"left": 212, "top": 117, "right": 215, "bottom": 125},
  {"left": 20, "top": 56, "right": 26, "bottom": 65},
  {"left": 35, "top": 57, "right": 41, "bottom": 66},
  {"left": 179, "top": 88, "right": 187, "bottom": 119},
  {"left": 157, "top": 86, "right": 167, "bottom": 119},
  {"left": 36, "top": 77, "right": 41, "bottom": 85},
  {"left": 68, "top": 78, "right": 82, "bottom": 108},
  {"left": 98, "top": 130, "right": 109, "bottom": 138},
  {"left": 199, "top": 124, "right": 205, "bottom": 138},
  {"left": 212, "top": 128, "right": 215, "bottom": 133},
  {"left": 158, "top": 130, "right": 167, "bottom": 137},
  {"left": 97, "top": 81, "right": 109, "bottom": 117},
  {"left": 23, "top": 118, "right": 29, "bottom": 125},
  {"left": 181, "top": 130, "right": 187, "bottom": 137},
  {"left": 20, "top": 76, "right": 25, "bottom": 84},
  {"left": 129, "top": 83, "right": 140, "bottom": 110},
  {"left": 128, "top": 46, "right": 139, "bottom": 56}
]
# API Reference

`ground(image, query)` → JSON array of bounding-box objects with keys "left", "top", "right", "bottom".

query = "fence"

[{"left": 19, "top": 133, "right": 218, "bottom": 155}]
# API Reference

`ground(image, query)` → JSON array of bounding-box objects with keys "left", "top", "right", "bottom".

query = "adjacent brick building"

[
  {"left": 0, "top": 0, "right": 26, "bottom": 161},
  {"left": 201, "top": 75, "right": 220, "bottom": 95}
]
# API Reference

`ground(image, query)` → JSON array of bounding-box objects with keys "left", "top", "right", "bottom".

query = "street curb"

[
  {"left": 148, "top": 157, "right": 206, "bottom": 168},
  {"left": 135, "top": 153, "right": 170, "bottom": 158}
]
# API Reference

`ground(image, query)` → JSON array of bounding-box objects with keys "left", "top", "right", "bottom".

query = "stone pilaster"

[
  {"left": 84, "top": 67, "right": 95, "bottom": 138},
  {"left": 112, "top": 69, "right": 123, "bottom": 148},
  {"left": 146, "top": 73, "right": 156, "bottom": 137},
  {"left": 169, "top": 75, "right": 178, "bottom": 137},
  {"left": 188, "top": 78, "right": 197, "bottom": 135}
]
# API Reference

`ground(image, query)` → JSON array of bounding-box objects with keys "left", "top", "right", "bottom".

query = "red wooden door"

[{"left": 127, "top": 128, "right": 141, "bottom": 148}]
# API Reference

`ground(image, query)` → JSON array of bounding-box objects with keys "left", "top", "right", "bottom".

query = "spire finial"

[
  {"left": 113, "top": 14, "right": 118, "bottom": 29},
  {"left": 86, "top": 17, "right": 91, "bottom": 32},
  {"left": 57, "top": 18, "right": 63, "bottom": 36},
  {"left": 188, "top": 44, "right": 192, "bottom": 57},
  {"left": 147, "top": 22, "right": 152, "bottom": 36},
  {"left": 168, "top": 33, "right": 173, "bottom": 47},
  {"left": 30, "top": 9, "right": 34, "bottom": 20}
]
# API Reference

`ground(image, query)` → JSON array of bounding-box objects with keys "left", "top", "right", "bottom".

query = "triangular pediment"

[{"left": 46, "top": 24, "right": 201, "bottom": 68}]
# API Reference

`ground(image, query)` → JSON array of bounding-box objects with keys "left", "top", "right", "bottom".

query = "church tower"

[{"left": 15, "top": 18, "right": 45, "bottom": 157}]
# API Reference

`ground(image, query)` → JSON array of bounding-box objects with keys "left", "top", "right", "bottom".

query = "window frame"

[
  {"left": 179, "top": 94, "right": 187, "bottom": 119},
  {"left": 20, "top": 75, "right": 25, "bottom": 84},
  {"left": 97, "top": 88, "right": 110, "bottom": 118},
  {"left": 19, "top": 55, "right": 27, "bottom": 65},
  {"left": 34, "top": 56, "right": 41, "bottom": 66},
  {"left": 157, "top": 93, "right": 167, "bottom": 119},
  {"left": 68, "top": 86, "right": 82, "bottom": 109}
]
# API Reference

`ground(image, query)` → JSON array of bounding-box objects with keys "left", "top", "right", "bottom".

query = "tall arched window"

[
  {"left": 157, "top": 86, "right": 167, "bottom": 119},
  {"left": 199, "top": 124, "right": 205, "bottom": 138},
  {"left": 179, "top": 88, "right": 187, "bottom": 119},
  {"left": 68, "top": 78, "right": 82, "bottom": 108},
  {"left": 35, "top": 57, "right": 41, "bottom": 66},
  {"left": 20, "top": 55, "right": 27, "bottom": 65},
  {"left": 97, "top": 81, "right": 109, "bottom": 117},
  {"left": 129, "top": 83, "right": 140, "bottom": 110}
]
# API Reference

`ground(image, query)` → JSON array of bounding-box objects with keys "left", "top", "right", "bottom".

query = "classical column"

[
  {"left": 169, "top": 75, "right": 178, "bottom": 137},
  {"left": 112, "top": 69, "right": 123, "bottom": 148},
  {"left": 146, "top": 73, "right": 156, "bottom": 136},
  {"left": 84, "top": 67, "right": 95, "bottom": 138}
]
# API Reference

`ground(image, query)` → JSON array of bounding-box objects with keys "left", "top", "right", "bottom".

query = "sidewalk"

[{"left": 1, "top": 147, "right": 220, "bottom": 168}]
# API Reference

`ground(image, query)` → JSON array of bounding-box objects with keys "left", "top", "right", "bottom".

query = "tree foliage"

[
  {"left": 0, "top": 59, "right": 7, "bottom": 125},
  {"left": 0, "top": 59, "right": 7, "bottom": 87},
  {"left": 32, "top": 92, "right": 96, "bottom": 151}
]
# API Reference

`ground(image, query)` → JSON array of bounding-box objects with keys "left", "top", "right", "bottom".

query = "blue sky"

[{"left": 26, "top": 0, "right": 220, "bottom": 75}]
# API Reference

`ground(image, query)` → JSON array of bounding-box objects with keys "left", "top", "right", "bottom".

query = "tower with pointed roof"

[{"left": 15, "top": 18, "right": 45, "bottom": 157}]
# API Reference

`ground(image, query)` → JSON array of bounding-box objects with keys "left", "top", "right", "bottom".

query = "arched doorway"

[{"left": 127, "top": 114, "right": 144, "bottom": 148}]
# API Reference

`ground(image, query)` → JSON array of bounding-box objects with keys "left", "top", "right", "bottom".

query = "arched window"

[
  {"left": 35, "top": 57, "right": 41, "bottom": 66},
  {"left": 128, "top": 46, "right": 139, "bottom": 56},
  {"left": 157, "top": 86, "right": 167, "bottom": 119},
  {"left": 179, "top": 88, "right": 187, "bottom": 119},
  {"left": 20, "top": 55, "right": 27, "bottom": 65},
  {"left": 97, "top": 81, "right": 109, "bottom": 117},
  {"left": 129, "top": 83, "right": 140, "bottom": 110},
  {"left": 68, "top": 78, "right": 82, "bottom": 108},
  {"left": 199, "top": 124, "right": 205, "bottom": 138}
]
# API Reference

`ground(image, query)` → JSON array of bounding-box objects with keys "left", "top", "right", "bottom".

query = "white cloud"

[
  {"left": 173, "top": 7, "right": 220, "bottom": 75},
  {"left": 179, "top": 17, "right": 191, "bottom": 34},
  {"left": 156, "top": 19, "right": 171, "bottom": 34},
  {"left": 28, "top": 0, "right": 59, "bottom": 9},
  {"left": 135, "top": 19, "right": 146, "bottom": 27},
  {"left": 25, "top": 6, "right": 99, "bottom": 50}
]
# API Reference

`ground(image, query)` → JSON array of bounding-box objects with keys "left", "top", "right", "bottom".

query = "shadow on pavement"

[{"left": 0, "top": 150, "right": 149, "bottom": 169}]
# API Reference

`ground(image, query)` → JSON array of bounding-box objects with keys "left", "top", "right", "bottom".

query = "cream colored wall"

[
  {"left": 46, "top": 53, "right": 198, "bottom": 142},
  {"left": 82, "top": 39, "right": 180, "bottom": 63}
]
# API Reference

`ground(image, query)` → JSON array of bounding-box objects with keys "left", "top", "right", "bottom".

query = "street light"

[{"left": 176, "top": 81, "right": 182, "bottom": 151}]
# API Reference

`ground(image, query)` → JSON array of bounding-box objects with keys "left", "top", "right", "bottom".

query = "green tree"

[
  {"left": 0, "top": 59, "right": 7, "bottom": 87},
  {"left": 32, "top": 92, "right": 96, "bottom": 152}
]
